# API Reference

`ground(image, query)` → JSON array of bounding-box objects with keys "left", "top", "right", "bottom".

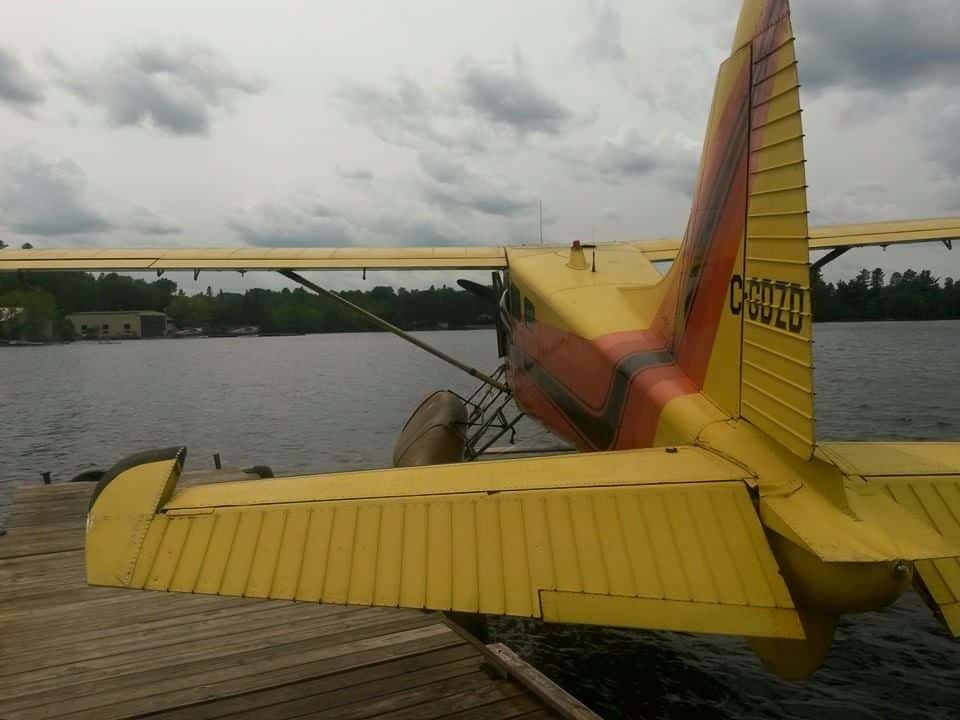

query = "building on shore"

[{"left": 66, "top": 310, "right": 174, "bottom": 339}]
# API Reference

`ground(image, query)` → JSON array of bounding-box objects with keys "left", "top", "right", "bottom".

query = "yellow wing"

[
  {"left": 819, "top": 442, "right": 960, "bottom": 637},
  {"left": 630, "top": 217, "right": 960, "bottom": 263},
  {"left": 0, "top": 246, "right": 507, "bottom": 271},
  {"left": 809, "top": 217, "right": 960, "bottom": 251},
  {"left": 86, "top": 446, "right": 804, "bottom": 640},
  {"left": 4, "top": 216, "right": 954, "bottom": 271}
]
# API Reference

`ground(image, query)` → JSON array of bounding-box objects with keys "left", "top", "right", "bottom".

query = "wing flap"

[
  {"left": 0, "top": 246, "right": 508, "bottom": 272},
  {"left": 87, "top": 447, "right": 804, "bottom": 639}
]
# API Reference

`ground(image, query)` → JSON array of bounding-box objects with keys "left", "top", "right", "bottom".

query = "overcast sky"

[{"left": 1, "top": 0, "right": 958, "bottom": 292}]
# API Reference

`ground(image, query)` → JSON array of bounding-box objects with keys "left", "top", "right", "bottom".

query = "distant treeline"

[
  {"left": 1, "top": 267, "right": 959, "bottom": 341},
  {"left": 0, "top": 271, "right": 494, "bottom": 340},
  {"left": 812, "top": 268, "right": 960, "bottom": 322}
]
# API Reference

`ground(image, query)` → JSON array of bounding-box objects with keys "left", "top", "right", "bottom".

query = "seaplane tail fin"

[{"left": 669, "top": 0, "right": 814, "bottom": 459}]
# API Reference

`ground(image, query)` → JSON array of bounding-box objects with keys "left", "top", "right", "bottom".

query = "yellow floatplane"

[{"left": 4, "top": 0, "right": 960, "bottom": 679}]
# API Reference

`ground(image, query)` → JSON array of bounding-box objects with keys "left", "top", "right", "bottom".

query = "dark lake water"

[{"left": 2, "top": 321, "right": 958, "bottom": 719}]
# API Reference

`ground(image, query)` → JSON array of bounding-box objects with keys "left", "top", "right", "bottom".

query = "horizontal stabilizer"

[
  {"left": 881, "top": 476, "right": 960, "bottom": 636},
  {"left": 819, "top": 442, "right": 960, "bottom": 477},
  {"left": 87, "top": 446, "right": 803, "bottom": 640},
  {"left": 760, "top": 481, "right": 960, "bottom": 563},
  {"left": 820, "top": 442, "right": 960, "bottom": 636}
]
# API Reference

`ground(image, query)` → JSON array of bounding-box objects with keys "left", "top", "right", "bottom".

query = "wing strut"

[
  {"left": 279, "top": 270, "right": 509, "bottom": 392},
  {"left": 810, "top": 246, "right": 852, "bottom": 272}
]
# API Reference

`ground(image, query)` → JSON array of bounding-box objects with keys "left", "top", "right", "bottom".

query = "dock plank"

[
  {"left": 0, "top": 482, "right": 590, "bottom": 719},
  {"left": 143, "top": 645, "right": 481, "bottom": 720}
]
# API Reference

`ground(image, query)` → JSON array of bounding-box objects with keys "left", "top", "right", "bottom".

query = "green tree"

[{"left": 0, "top": 289, "right": 57, "bottom": 340}]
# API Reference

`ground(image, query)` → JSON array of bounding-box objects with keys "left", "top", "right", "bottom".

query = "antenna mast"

[{"left": 539, "top": 200, "right": 543, "bottom": 245}]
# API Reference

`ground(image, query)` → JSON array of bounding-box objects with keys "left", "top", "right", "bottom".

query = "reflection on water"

[{"left": 2, "top": 321, "right": 958, "bottom": 719}]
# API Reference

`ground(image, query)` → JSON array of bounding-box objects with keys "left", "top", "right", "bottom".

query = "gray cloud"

[
  {"left": 417, "top": 151, "right": 534, "bottom": 218},
  {"left": 336, "top": 166, "right": 374, "bottom": 182},
  {"left": 338, "top": 55, "right": 571, "bottom": 155},
  {"left": 598, "top": 136, "right": 656, "bottom": 176},
  {"left": 808, "top": 183, "right": 903, "bottom": 225},
  {"left": 228, "top": 203, "right": 355, "bottom": 246},
  {"left": 923, "top": 101, "right": 960, "bottom": 180},
  {"left": 456, "top": 58, "right": 571, "bottom": 135},
  {"left": 369, "top": 214, "right": 466, "bottom": 246},
  {"left": 418, "top": 152, "right": 466, "bottom": 184},
  {"left": 230, "top": 193, "right": 476, "bottom": 249},
  {"left": 336, "top": 76, "right": 450, "bottom": 150},
  {"left": 580, "top": 1, "right": 627, "bottom": 64},
  {"left": 0, "top": 48, "right": 44, "bottom": 111},
  {"left": 590, "top": 128, "right": 699, "bottom": 193},
  {"left": 130, "top": 206, "right": 181, "bottom": 235},
  {"left": 425, "top": 184, "right": 533, "bottom": 217},
  {"left": 796, "top": 1, "right": 960, "bottom": 93},
  {"left": 0, "top": 150, "right": 111, "bottom": 236},
  {"left": 48, "top": 42, "right": 266, "bottom": 135}
]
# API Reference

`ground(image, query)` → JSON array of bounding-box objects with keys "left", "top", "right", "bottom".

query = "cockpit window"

[{"left": 523, "top": 297, "right": 535, "bottom": 328}]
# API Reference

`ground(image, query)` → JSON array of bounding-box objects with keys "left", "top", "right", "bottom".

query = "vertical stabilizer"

[{"left": 668, "top": 0, "right": 814, "bottom": 458}]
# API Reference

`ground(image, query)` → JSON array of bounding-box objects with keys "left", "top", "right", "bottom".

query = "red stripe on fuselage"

[
  {"left": 509, "top": 323, "right": 694, "bottom": 451},
  {"left": 523, "top": 323, "right": 667, "bottom": 411}
]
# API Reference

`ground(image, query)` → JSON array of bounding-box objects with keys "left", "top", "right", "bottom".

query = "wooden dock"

[{"left": 0, "top": 478, "right": 599, "bottom": 720}]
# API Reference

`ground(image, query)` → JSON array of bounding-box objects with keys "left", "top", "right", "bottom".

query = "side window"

[
  {"left": 102, "top": 323, "right": 109, "bottom": 330},
  {"left": 510, "top": 284, "right": 521, "bottom": 321},
  {"left": 523, "top": 297, "right": 535, "bottom": 328}
]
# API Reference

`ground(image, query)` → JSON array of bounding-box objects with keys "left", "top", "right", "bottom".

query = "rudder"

[{"left": 739, "top": 3, "right": 814, "bottom": 459}]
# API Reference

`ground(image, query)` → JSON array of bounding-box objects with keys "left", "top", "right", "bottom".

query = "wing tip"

[{"left": 86, "top": 446, "right": 186, "bottom": 587}]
